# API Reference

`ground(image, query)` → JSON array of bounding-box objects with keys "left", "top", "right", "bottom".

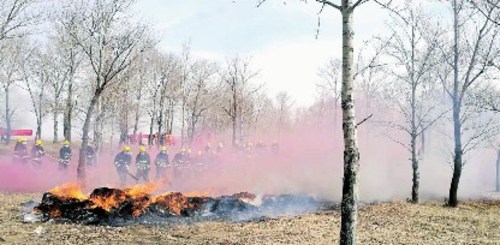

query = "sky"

[
  {"left": 131, "top": 0, "right": 392, "bottom": 107},
  {"left": 7, "top": 0, "right": 450, "bottom": 137}
]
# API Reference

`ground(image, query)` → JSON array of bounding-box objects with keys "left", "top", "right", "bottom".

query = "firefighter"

[
  {"left": 85, "top": 143, "right": 97, "bottom": 168},
  {"left": 58, "top": 140, "right": 72, "bottom": 171},
  {"left": 154, "top": 146, "right": 169, "bottom": 179},
  {"left": 183, "top": 148, "right": 194, "bottom": 178},
  {"left": 13, "top": 137, "right": 29, "bottom": 164},
  {"left": 114, "top": 146, "right": 132, "bottom": 187},
  {"left": 135, "top": 145, "right": 151, "bottom": 182},
  {"left": 256, "top": 140, "right": 266, "bottom": 153},
  {"left": 204, "top": 143, "right": 211, "bottom": 154},
  {"left": 193, "top": 150, "right": 206, "bottom": 173},
  {"left": 185, "top": 148, "right": 193, "bottom": 164},
  {"left": 172, "top": 148, "right": 186, "bottom": 180},
  {"left": 31, "top": 139, "right": 46, "bottom": 168}
]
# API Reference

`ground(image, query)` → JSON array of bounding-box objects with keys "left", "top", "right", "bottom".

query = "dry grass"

[{"left": 0, "top": 193, "right": 499, "bottom": 244}]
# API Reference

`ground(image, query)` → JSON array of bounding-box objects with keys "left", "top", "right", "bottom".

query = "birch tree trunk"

[{"left": 339, "top": 1, "right": 361, "bottom": 244}]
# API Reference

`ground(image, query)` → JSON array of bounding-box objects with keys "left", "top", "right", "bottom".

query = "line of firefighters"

[
  {"left": 12, "top": 138, "right": 97, "bottom": 169},
  {"left": 11, "top": 137, "right": 280, "bottom": 186}
]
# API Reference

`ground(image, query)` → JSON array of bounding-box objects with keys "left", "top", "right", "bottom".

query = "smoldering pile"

[{"left": 24, "top": 184, "right": 338, "bottom": 226}]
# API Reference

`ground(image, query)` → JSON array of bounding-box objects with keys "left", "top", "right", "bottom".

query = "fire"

[
  {"left": 124, "top": 182, "right": 160, "bottom": 197},
  {"left": 153, "top": 192, "right": 191, "bottom": 216},
  {"left": 40, "top": 182, "right": 219, "bottom": 220},
  {"left": 48, "top": 183, "right": 88, "bottom": 201},
  {"left": 89, "top": 189, "right": 127, "bottom": 212},
  {"left": 184, "top": 191, "right": 209, "bottom": 197}
]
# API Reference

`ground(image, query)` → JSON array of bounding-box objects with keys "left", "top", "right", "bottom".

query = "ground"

[{"left": 0, "top": 193, "right": 499, "bottom": 244}]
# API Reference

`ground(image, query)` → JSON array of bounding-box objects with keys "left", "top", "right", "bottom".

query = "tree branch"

[{"left": 356, "top": 114, "right": 373, "bottom": 127}]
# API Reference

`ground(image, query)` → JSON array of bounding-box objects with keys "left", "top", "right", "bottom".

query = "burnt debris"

[{"left": 32, "top": 187, "right": 336, "bottom": 225}]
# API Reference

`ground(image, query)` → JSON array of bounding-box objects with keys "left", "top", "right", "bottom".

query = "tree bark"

[
  {"left": 167, "top": 100, "right": 174, "bottom": 134},
  {"left": 339, "top": 2, "right": 361, "bottom": 245},
  {"left": 496, "top": 150, "right": 500, "bottom": 192},
  {"left": 157, "top": 109, "right": 163, "bottom": 144},
  {"left": 133, "top": 103, "right": 140, "bottom": 136},
  {"left": 410, "top": 135, "right": 419, "bottom": 203},
  {"left": 232, "top": 81, "right": 238, "bottom": 148},
  {"left": 410, "top": 16, "right": 419, "bottom": 204},
  {"left": 448, "top": 97, "right": 463, "bottom": 207},
  {"left": 64, "top": 82, "right": 73, "bottom": 142},
  {"left": 36, "top": 121, "right": 42, "bottom": 139},
  {"left": 53, "top": 108, "right": 59, "bottom": 143},
  {"left": 78, "top": 89, "right": 101, "bottom": 187},
  {"left": 36, "top": 89, "right": 43, "bottom": 140},
  {"left": 448, "top": 0, "right": 462, "bottom": 208},
  {"left": 181, "top": 98, "right": 186, "bottom": 147},
  {"left": 149, "top": 116, "right": 154, "bottom": 146},
  {"left": 94, "top": 98, "right": 103, "bottom": 152},
  {"left": 5, "top": 86, "right": 11, "bottom": 144}
]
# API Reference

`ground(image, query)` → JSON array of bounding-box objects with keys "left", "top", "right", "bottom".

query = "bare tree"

[
  {"left": 0, "top": 38, "right": 30, "bottom": 143},
  {"left": 438, "top": 0, "right": 500, "bottom": 207},
  {"left": 61, "top": 0, "right": 154, "bottom": 185},
  {"left": 185, "top": 59, "right": 219, "bottom": 145},
  {"left": 275, "top": 91, "right": 294, "bottom": 137},
  {"left": 317, "top": 58, "right": 341, "bottom": 130},
  {"left": 0, "top": 0, "right": 38, "bottom": 41},
  {"left": 254, "top": 0, "right": 390, "bottom": 242},
  {"left": 52, "top": 11, "right": 84, "bottom": 143},
  {"left": 221, "top": 55, "right": 259, "bottom": 148},
  {"left": 21, "top": 46, "right": 50, "bottom": 139},
  {"left": 376, "top": 0, "right": 445, "bottom": 203}
]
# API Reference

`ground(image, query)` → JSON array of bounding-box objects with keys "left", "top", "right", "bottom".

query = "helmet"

[
  {"left": 17, "top": 138, "right": 23, "bottom": 143},
  {"left": 63, "top": 140, "right": 70, "bottom": 145},
  {"left": 139, "top": 146, "right": 146, "bottom": 152},
  {"left": 187, "top": 148, "right": 192, "bottom": 153},
  {"left": 160, "top": 146, "right": 167, "bottom": 151},
  {"left": 181, "top": 148, "right": 186, "bottom": 152},
  {"left": 35, "top": 140, "right": 42, "bottom": 146},
  {"left": 124, "top": 146, "right": 131, "bottom": 152}
]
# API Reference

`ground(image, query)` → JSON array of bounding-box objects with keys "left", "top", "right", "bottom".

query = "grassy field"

[{"left": 1, "top": 192, "right": 499, "bottom": 244}]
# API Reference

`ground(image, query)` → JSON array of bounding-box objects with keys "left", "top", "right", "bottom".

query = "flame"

[
  {"left": 154, "top": 192, "right": 190, "bottom": 215},
  {"left": 48, "top": 183, "right": 88, "bottom": 201},
  {"left": 124, "top": 182, "right": 160, "bottom": 197},
  {"left": 43, "top": 182, "right": 224, "bottom": 219},
  {"left": 89, "top": 190, "right": 127, "bottom": 212},
  {"left": 184, "top": 191, "right": 209, "bottom": 197}
]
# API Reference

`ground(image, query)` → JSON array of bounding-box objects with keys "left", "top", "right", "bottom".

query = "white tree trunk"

[{"left": 339, "top": 2, "right": 361, "bottom": 245}]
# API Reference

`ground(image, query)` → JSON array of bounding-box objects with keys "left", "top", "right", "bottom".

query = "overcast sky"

[{"left": 132, "top": 0, "right": 392, "bottom": 107}]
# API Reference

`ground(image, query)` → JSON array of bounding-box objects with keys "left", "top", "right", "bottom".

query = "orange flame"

[
  {"left": 45, "top": 182, "right": 215, "bottom": 218},
  {"left": 124, "top": 182, "right": 160, "bottom": 198},
  {"left": 184, "top": 191, "right": 209, "bottom": 197},
  {"left": 89, "top": 190, "right": 127, "bottom": 212},
  {"left": 48, "top": 183, "right": 88, "bottom": 201},
  {"left": 154, "top": 192, "right": 190, "bottom": 216}
]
